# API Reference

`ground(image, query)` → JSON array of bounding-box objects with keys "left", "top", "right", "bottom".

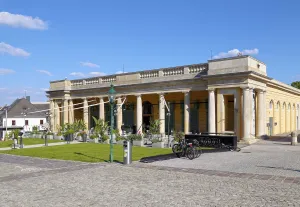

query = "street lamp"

[
  {"left": 108, "top": 84, "right": 116, "bottom": 163},
  {"left": 45, "top": 111, "right": 51, "bottom": 146},
  {"left": 20, "top": 108, "right": 28, "bottom": 149}
]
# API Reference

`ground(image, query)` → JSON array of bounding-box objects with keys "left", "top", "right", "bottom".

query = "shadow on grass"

[
  {"left": 139, "top": 149, "right": 229, "bottom": 163},
  {"left": 74, "top": 152, "right": 123, "bottom": 164}
]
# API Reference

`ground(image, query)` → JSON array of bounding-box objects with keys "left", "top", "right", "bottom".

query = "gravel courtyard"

[
  {"left": 0, "top": 138, "right": 300, "bottom": 207},
  {"left": 147, "top": 138, "right": 300, "bottom": 177}
]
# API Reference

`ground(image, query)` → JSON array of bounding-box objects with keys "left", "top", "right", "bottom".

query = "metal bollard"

[
  {"left": 291, "top": 131, "right": 297, "bottom": 146},
  {"left": 123, "top": 140, "right": 132, "bottom": 165}
]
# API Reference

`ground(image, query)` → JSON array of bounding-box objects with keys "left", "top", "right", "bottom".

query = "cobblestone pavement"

[
  {"left": 1, "top": 153, "right": 300, "bottom": 206},
  {"left": 147, "top": 139, "right": 300, "bottom": 177}
]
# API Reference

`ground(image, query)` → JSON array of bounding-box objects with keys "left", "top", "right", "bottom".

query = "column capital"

[
  {"left": 135, "top": 94, "right": 142, "bottom": 98},
  {"left": 207, "top": 88, "right": 215, "bottom": 92}
]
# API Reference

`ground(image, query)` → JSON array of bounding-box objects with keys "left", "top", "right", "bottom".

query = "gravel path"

[
  {"left": 1, "top": 151, "right": 300, "bottom": 206},
  {"left": 148, "top": 139, "right": 300, "bottom": 177}
]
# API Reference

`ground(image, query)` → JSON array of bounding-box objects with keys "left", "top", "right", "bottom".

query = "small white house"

[{"left": 0, "top": 96, "right": 49, "bottom": 139}]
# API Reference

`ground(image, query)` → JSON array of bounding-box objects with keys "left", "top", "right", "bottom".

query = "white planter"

[
  {"left": 46, "top": 135, "right": 53, "bottom": 140},
  {"left": 35, "top": 134, "right": 41, "bottom": 138},
  {"left": 152, "top": 142, "right": 164, "bottom": 148},
  {"left": 117, "top": 140, "right": 125, "bottom": 145},
  {"left": 93, "top": 139, "right": 99, "bottom": 143},
  {"left": 32, "top": 134, "right": 37, "bottom": 138},
  {"left": 54, "top": 135, "right": 63, "bottom": 140},
  {"left": 133, "top": 140, "right": 143, "bottom": 146}
]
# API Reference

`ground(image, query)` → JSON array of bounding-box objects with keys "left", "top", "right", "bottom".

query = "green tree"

[
  {"left": 291, "top": 81, "right": 300, "bottom": 89},
  {"left": 92, "top": 116, "right": 108, "bottom": 138}
]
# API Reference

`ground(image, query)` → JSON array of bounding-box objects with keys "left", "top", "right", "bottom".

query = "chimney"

[{"left": 26, "top": 96, "right": 30, "bottom": 102}]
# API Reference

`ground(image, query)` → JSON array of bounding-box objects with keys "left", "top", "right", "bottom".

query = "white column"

[
  {"left": 99, "top": 97, "right": 105, "bottom": 121},
  {"left": 136, "top": 95, "right": 143, "bottom": 133},
  {"left": 208, "top": 89, "right": 216, "bottom": 133},
  {"left": 63, "top": 99, "right": 69, "bottom": 124},
  {"left": 159, "top": 93, "right": 165, "bottom": 135},
  {"left": 243, "top": 87, "right": 251, "bottom": 140},
  {"left": 257, "top": 90, "right": 265, "bottom": 136},
  {"left": 54, "top": 101, "right": 60, "bottom": 130},
  {"left": 184, "top": 91, "right": 190, "bottom": 134},
  {"left": 234, "top": 91, "right": 241, "bottom": 139},
  {"left": 83, "top": 98, "right": 89, "bottom": 129},
  {"left": 50, "top": 100, "right": 55, "bottom": 132},
  {"left": 297, "top": 103, "right": 300, "bottom": 131},
  {"left": 117, "top": 97, "right": 123, "bottom": 133},
  {"left": 68, "top": 99, "right": 74, "bottom": 124}
]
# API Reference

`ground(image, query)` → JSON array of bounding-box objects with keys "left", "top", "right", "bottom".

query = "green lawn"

[
  {"left": 0, "top": 143, "right": 172, "bottom": 163},
  {"left": 0, "top": 138, "right": 63, "bottom": 148}
]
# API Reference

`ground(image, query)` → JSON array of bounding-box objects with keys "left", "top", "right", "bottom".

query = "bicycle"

[{"left": 172, "top": 138, "right": 199, "bottom": 160}]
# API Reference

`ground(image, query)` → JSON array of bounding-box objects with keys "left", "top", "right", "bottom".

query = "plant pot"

[
  {"left": 152, "top": 142, "right": 164, "bottom": 148},
  {"left": 133, "top": 140, "right": 143, "bottom": 146},
  {"left": 116, "top": 140, "right": 124, "bottom": 145},
  {"left": 46, "top": 135, "right": 54, "bottom": 140},
  {"left": 32, "top": 134, "right": 36, "bottom": 138},
  {"left": 151, "top": 134, "right": 161, "bottom": 139},
  {"left": 93, "top": 138, "right": 99, "bottom": 143}
]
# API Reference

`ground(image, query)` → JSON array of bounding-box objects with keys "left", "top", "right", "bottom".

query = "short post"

[
  {"left": 291, "top": 131, "right": 297, "bottom": 146},
  {"left": 19, "top": 135, "right": 23, "bottom": 149},
  {"left": 45, "top": 133, "right": 48, "bottom": 146}
]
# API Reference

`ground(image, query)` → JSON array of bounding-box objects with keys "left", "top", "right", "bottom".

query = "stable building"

[{"left": 47, "top": 55, "right": 300, "bottom": 143}]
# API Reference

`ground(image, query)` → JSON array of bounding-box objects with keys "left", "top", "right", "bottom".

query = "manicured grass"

[
  {"left": 0, "top": 143, "right": 172, "bottom": 163},
  {"left": 0, "top": 138, "right": 63, "bottom": 148}
]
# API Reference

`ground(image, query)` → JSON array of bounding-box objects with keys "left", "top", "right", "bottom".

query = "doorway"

[
  {"left": 143, "top": 101, "right": 152, "bottom": 131},
  {"left": 224, "top": 95, "right": 234, "bottom": 131}
]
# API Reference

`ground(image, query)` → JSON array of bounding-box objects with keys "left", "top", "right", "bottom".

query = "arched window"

[
  {"left": 276, "top": 101, "right": 280, "bottom": 109},
  {"left": 269, "top": 100, "right": 273, "bottom": 109},
  {"left": 288, "top": 104, "right": 291, "bottom": 110},
  {"left": 283, "top": 102, "right": 286, "bottom": 109}
]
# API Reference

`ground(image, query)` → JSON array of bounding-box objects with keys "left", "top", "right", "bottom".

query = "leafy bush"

[
  {"left": 92, "top": 117, "right": 108, "bottom": 138},
  {"left": 174, "top": 131, "right": 185, "bottom": 142},
  {"left": 116, "top": 136, "right": 126, "bottom": 142},
  {"left": 101, "top": 134, "right": 109, "bottom": 142},
  {"left": 127, "top": 134, "right": 143, "bottom": 141},
  {"left": 149, "top": 119, "right": 160, "bottom": 135},
  {"left": 151, "top": 138, "right": 162, "bottom": 143},
  {"left": 12, "top": 129, "right": 20, "bottom": 139},
  {"left": 89, "top": 134, "right": 98, "bottom": 139},
  {"left": 32, "top": 126, "right": 39, "bottom": 134}
]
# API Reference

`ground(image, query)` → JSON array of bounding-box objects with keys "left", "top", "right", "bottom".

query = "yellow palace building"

[{"left": 47, "top": 55, "right": 300, "bottom": 144}]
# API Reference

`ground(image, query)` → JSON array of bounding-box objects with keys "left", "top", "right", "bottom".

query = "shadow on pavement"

[
  {"left": 139, "top": 149, "right": 231, "bottom": 163},
  {"left": 257, "top": 165, "right": 300, "bottom": 173}
]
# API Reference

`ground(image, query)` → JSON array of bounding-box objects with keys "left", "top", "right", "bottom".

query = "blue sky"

[{"left": 1, "top": 0, "right": 300, "bottom": 106}]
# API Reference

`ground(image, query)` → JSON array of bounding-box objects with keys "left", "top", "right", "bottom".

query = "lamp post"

[
  {"left": 45, "top": 111, "right": 51, "bottom": 146},
  {"left": 20, "top": 108, "right": 28, "bottom": 149},
  {"left": 108, "top": 84, "right": 116, "bottom": 163},
  {"left": 167, "top": 102, "right": 171, "bottom": 148}
]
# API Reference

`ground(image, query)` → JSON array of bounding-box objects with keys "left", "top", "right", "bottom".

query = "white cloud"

[
  {"left": 40, "top": 88, "right": 48, "bottom": 91},
  {"left": 80, "top": 61, "right": 100, "bottom": 68},
  {"left": 0, "top": 88, "right": 7, "bottom": 90},
  {"left": 0, "top": 68, "right": 15, "bottom": 75},
  {"left": 70, "top": 72, "right": 86, "bottom": 77},
  {"left": 89, "top": 72, "right": 106, "bottom": 76},
  {"left": 36, "top": 70, "right": 52, "bottom": 76},
  {"left": 116, "top": 71, "right": 127, "bottom": 74},
  {"left": 213, "top": 48, "right": 259, "bottom": 59},
  {"left": 0, "top": 12, "right": 48, "bottom": 30},
  {"left": 0, "top": 42, "right": 30, "bottom": 57}
]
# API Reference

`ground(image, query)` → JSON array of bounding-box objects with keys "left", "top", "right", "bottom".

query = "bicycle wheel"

[
  {"left": 185, "top": 147, "right": 195, "bottom": 160},
  {"left": 194, "top": 146, "right": 202, "bottom": 158},
  {"left": 172, "top": 144, "right": 183, "bottom": 158}
]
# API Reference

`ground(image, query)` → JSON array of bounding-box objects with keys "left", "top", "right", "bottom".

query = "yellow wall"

[{"left": 266, "top": 85, "right": 300, "bottom": 134}]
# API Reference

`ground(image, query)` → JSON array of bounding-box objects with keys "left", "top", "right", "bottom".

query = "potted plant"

[
  {"left": 92, "top": 116, "right": 109, "bottom": 143},
  {"left": 31, "top": 126, "right": 39, "bottom": 138},
  {"left": 149, "top": 119, "right": 161, "bottom": 139},
  {"left": 101, "top": 134, "right": 110, "bottom": 144},
  {"left": 172, "top": 131, "right": 185, "bottom": 147},
  {"left": 128, "top": 133, "right": 143, "bottom": 146},
  {"left": 116, "top": 135, "right": 126, "bottom": 145},
  {"left": 46, "top": 132, "right": 54, "bottom": 140},
  {"left": 89, "top": 134, "right": 99, "bottom": 143},
  {"left": 151, "top": 138, "right": 165, "bottom": 148},
  {"left": 62, "top": 123, "right": 75, "bottom": 143}
]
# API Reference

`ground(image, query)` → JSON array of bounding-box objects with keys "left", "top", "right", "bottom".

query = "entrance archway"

[{"left": 143, "top": 101, "right": 153, "bottom": 131}]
